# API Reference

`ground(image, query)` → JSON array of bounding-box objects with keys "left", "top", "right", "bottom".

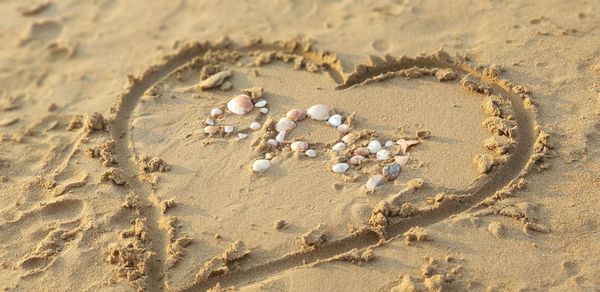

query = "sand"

[{"left": 0, "top": 1, "right": 599, "bottom": 291}]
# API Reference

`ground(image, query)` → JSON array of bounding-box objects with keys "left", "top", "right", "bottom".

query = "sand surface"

[{"left": 0, "top": 1, "right": 599, "bottom": 291}]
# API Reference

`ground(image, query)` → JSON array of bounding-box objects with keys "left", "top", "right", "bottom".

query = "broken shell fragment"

[
  {"left": 238, "top": 133, "right": 248, "bottom": 140},
  {"left": 275, "top": 131, "right": 286, "bottom": 143},
  {"left": 394, "top": 154, "right": 410, "bottom": 166},
  {"left": 397, "top": 139, "right": 420, "bottom": 154},
  {"left": 331, "top": 163, "right": 350, "bottom": 173},
  {"left": 286, "top": 109, "right": 307, "bottom": 122},
  {"left": 267, "top": 139, "right": 278, "bottom": 146},
  {"left": 366, "top": 175, "right": 384, "bottom": 191},
  {"left": 275, "top": 118, "right": 297, "bottom": 132},
  {"left": 227, "top": 94, "right": 254, "bottom": 115},
  {"left": 354, "top": 147, "right": 370, "bottom": 157},
  {"left": 290, "top": 141, "right": 309, "bottom": 152},
  {"left": 382, "top": 163, "right": 401, "bottom": 181},
  {"left": 252, "top": 159, "right": 271, "bottom": 172},
  {"left": 307, "top": 104, "right": 330, "bottom": 121}
]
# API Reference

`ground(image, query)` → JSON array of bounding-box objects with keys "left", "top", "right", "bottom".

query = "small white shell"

[
  {"left": 238, "top": 133, "right": 248, "bottom": 139},
  {"left": 204, "top": 126, "right": 219, "bottom": 135},
  {"left": 260, "top": 108, "right": 269, "bottom": 114},
  {"left": 210, "top": 108, "right": 223, "bottom": 118},
  {"left": 366, "top": 175, "right": 384, "bottom": 191},
  {"left": 290, "top": 141, "right": 309, "bottom": 152},
  {"left": 275, "top": 131, "right": 286, "bottom": 143},
  {"left": 305, "top": 149, "right": 317, "bottom": 158},
  {"left": 394, "top": 154, "right": 410, "bottom": 166},
  {"left": 331, "top": 142, "right": 346, "bottom": 151},
  {"left": 337, "top": 124, "right": 350, "bottom": 134},
  {"left": 252, "top": 159, "right": 271, "bottom": 172},
  {"left": 224, "top": 125, "right": 234, "bottom": 134},
  {"left": 307, "top": 104, "right": 330, "bottom": 121},
  {"left": 205, "top": 117, "right": 215, "bottom": 126},
  {"left": 331, "top": 163, "right": 349, "bottom": 173},
  {"left": 250, "top": 122, "right": 262, "bottom": 130},
  {"left": 255, "top": 99, "right": 267, "bottom": 108},
  {"left": 227, "top": 94, "right": 254, "bottom": 115},
  {"left": 384, "top": 140, "right": 394, "bottom": 148},
  {"left": 376, "top": 149, "right": 390, "bottom": 161},
  {"left": 367, "top": 140, "right": 382, "bottom": 154},
  {"left": 327, "top": 114, "right": 343, "bottom": 127},
  {"left": 349, "top": 155, "right": 365, "bottom": 165},
  {"left": 275, "top": 118, "right": 297, "bottom": 132},
  {"left": 267, "top": 139, "right": 278, "bottom": 146}
]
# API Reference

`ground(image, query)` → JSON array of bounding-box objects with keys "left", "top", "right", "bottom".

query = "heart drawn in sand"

[{"left": 107, "top": 38, "right": 540, "bottom": 291}]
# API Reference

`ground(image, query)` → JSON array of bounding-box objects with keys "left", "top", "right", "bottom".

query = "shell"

[
  {"left": 376, "top": 149, "right": 390, "bottom": 161},
  {"left": 327, "top": 114, "right": 343, "bottom": 127},
  {"left": 227, "top": 94, "right": 254, "bottom": 115},
  {"left": 349, "top": 155, "right": 366, "bottom": 165},
  {"left": 286, "top": 109, "right": 307, "bottom": 122},
  {"left": 224, "top": 125, "right": 234, "bottom": 134},
  {"left": 382, "top": 163, "right": 401, "bottom": 181},
  {"left": 275, "top": 131, "right": 287, "bottom": 143},
  {"left": 260, "top": 108, "right": 269, "bottom": 114},
  {"left": 210, "top": 108, "right": 223, "bottom": 118},
  {"left": 397, "top": 139, "right": 420, "bottom": 154},
  {"left": 252, "top": 159, "right": 271, "bottom": 172},
  {"left": 384, "top": 140, "right": 394, "bottom": 148},
  {"left": 275, "top": 118, "right": 297, "bottom": 132},
  {"left": 331, "top": 142, "right": 346, "bottom": 151},
  {"left": 305, "top": 149, "right": 317, "bottom": 158},
  {"left": 238, "top": 133, "right": 248, "bottom": 139},
  {"left": 366, "top": 175, "right": 384, "bottom": 191},
  {"left": 267, "top": 139, "right": 278, "bottom": 146},
  {"left": 394, "top": 154, "right": 410, "bottom": 166},
  {"left": 250, "top": 122, "right": 262, "bottom": 130},
  {"left": 307, "top": 104, "right": 330, "bottom": 121},
  {"left": 255, "top": 99, "right": 267, "bottom": 108},
  {"left": 367, "top": 140, "right": 382, "bottom": 154},
  {"left": 331, "top": 163, "right": 350, "bottom": 173},
  {"left": 290, "top": 141, "right": 309, "bottom": 152},
  {"left": 205, "top": 117, "right": 215, "bottom": 126},
  {"left": 204, "top": 126, "right": 219, "bottom": 135},
  {"left": 353, "top": 147, "right": 370, "bottom": 157},
  {"left": 337, "top": 124, "right": 351, "bottom": 134}
]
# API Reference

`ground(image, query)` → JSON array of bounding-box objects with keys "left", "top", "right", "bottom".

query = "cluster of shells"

[{"left": 203, "top": 92, "right": 423, "bottom": 192}]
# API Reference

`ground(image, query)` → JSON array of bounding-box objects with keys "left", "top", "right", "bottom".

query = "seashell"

[
  {"left": 337, "top": 124, "right": 351, "bottom": 134},
  {"left": 255, "top": 99, "right": 267, "bottom": 108},
  {"left": 353, "top": 147, "right": 370, "bottom": 157},
  {"left": 210, "top": 108, "right": 223, "bottom": 118},
  {"left": 376, "top": 149, "right": 390, "bottom": 161},
  {"left": 307, "top": 104, "right": 331, "bottom": 121},
  {"left": 349, "top": 155, "right": 365, "bottom": 165},
  {"left": 290, "top": 141, "right": 309, "bottom": 152},
  {"left": 286, "top": 109, "right": 307, "bottom": 122},
  {"left": 275, "top": 131, "right": 286, "bottom": 143},
  {"left": 331, "top": 142, "right": 346, "bottom": 151},
  {"left": 327, "top": 114, "right": 343, "bottom": 127},
  {"left": 252, "top": 159, "right": 271, "bottom": 172},
  {"left": 204, "top": 126, "right": 219, "bottom": 135},
  {"left": 382, "top": 163, "right": 401, "bottom": 181},
  {"left": 394, "top": 154, "right": 410, "bottom": 166},
  {"left": 384, "top": 140, "right": 394, "bottom": 148},
  {"left": 205, "top": 117, "right": 215, "bottom": 126},
  {"left": 238, "top": 133, "right": 248, "bottom": 139},
  {"left": 227, "top": 94, "right": 254, "bottom": 115},
  {"left": 366, "top": 175, "right": 384, "bottom": 191},
  {"left": 305, "top": 149, "right": 317, "bottom": 158},
  {"left": 275, "top": 118, "right": 297, "bottom": 132},
  {"left": 260, "top": 108, "right": 269, "bottom": 114},
  {"left": 250, "top": 122, "right": 262, "bottom": 130},
  {"left": 331, "top": 162, "right": 349, "bottom": 173},
  {"left": 267, "top": 139, "right": 278, "bottom": 146},
  {"left": 224, "top": 125, "right": 234, "bottom": 134},
  {"left": 367, "top": 140, "right": 382, "bottom": 154},
  {"left": 397, "top": 139, "right": 420, "bottom": 154}
]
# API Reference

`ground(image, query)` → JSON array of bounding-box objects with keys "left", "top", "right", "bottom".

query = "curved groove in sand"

[{"left": 109, "top": 41, "right": 536, "bottom": 291}]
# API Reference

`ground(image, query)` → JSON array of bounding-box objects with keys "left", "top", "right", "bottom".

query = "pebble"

[
  {"left": 205, "top": 117, "right": 215, "bottom": 126},
  {"left": 286, "top": 109, "right": 307, "bottom": 122},
  {"left": 367, "top": 140, "right": 382, "bottom": 153},
  {"left": 354, "top": 148, "right": 370, "bottom": 157},
  {"left": 276, "top": 131, "right": 286, "bottom": 143},
  {"left": 275, "top": 118, "right": 297, "bottom": 132},
  {"left": 224, "top": 125, "right": 234, "bottom": 134},
  {"left": 337, "top": 124, "right": 350, "bottom": 134},
  {"left": 376, "top": 149, "right": 390, "bottom": 161},
  {"left": 366, "top": 175, "right": 384, "bottom": 191},
  {"left": 290, "top": 141, "right": 309, "bottom": 152},
  {"left": 349, "top": 155, "right": 365, "bottom": 165},
  {"left": 255, "top": 99, "right": 267, "bottom": 108},
  {"left": 305, "top": 149, "right": 317, "bottom": 158},
  {"left": 210, "top": 108, "right": 223, "bottom": 118},
  {"left": 260, "top": 108, "right": 269, "bottom": 114},
  {"left": 307, "top": 104, "right": 330, "bottom": 121},
  {"left": 267, "top": 139, "right": 278, "bottom": 146},
  {"left": 331, "top": 163, "right": 350, "bottom": 173},
  {"left": 331, "top": 142, "right": 346, "bottom": 151},
  {"left": 250, "top": 122, "right": 262, "bottom": 130},
  {"left": 327, "top": 114, "right": 343, "bottom": 127},
  {"left": 227, "top": 94, "right": 254, "bottom": 115},
  {"left": 382, "top": 163, "right": 401, "bottom": 181},
  {"left": 385, "top": 140, "right": 394, "bottom": 148},
  {"left": 252, "top": 159, "right": 271, "bottom": 172},
  {"left": 238, "top": 133, "right": 248, "bottom": 140}
]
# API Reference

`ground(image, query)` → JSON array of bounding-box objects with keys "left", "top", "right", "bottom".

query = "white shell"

[
  {"left": 307, "top": 104, "right": 330, "bottom": 121},
  {"left": 337, "top": 124, "right": 350, "bottom": 134},
  {"left": 205, "top": 117, "right": 215, "bottom": 126},
  {"left": 331, "top": 163, "right": 350, "bottom": 173},
  {"left": 275, "top": 118, "right": 297, "bottom": 132},
  {"left": 349, "top": 155, "right": 365, "bottom": 165},
  {"left": 376, "top": 149, "right": 390, "bottom": 161},
  {"left": 366, "top": 175, "right": 384, "bottom": 191},
  {"left": 267, "top": 139, "right": 278, "bottom": 146},
  {"left": 238, "top": 133, "right": 248, "bottom": 139},
  {"left": 252, "top": 159, "right": 271, "bottom": 172},
  {"left": 327, "top": 114, "right": 343, "bottom": 127},
  {"left": 331, "top": 142, "right": 346, "bottom": 151},
  {"left": 367, "top": 140, "right": 382, "bottom": 154},
  {"left": 305, "top": 149, "right": 317, "bottom": 158},
  {"left": 290, "top": 141, "right": 309, "bottom": 152},
  {"left": 395, "top": 154, "right": 410, "bottom": 166},
  {"left": 224, "top": 125, "right": 234, "bottom": 134},
  {"left": 210, "top": 108, "right": 223, "bottom": 118},
  {"left": 260, "top": 108, "right": 269, "bottom": 114},
  {"left": 275, "top": 131, "right": 286, "bottom": 143},
  {"left": 227, "top": 94, "right": 254, "bottom": 115},
  {"left": 250, "top": 122, "right": 262, "bottom": 130},
  {"left": 255, "top": 99, "right": 267, "bottom": 108},
  {"left": 385, "top": 140, "right": 394, "bottom": 148}
]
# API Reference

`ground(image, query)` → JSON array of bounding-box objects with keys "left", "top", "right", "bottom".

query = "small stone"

[
  {"left": 255, "top": 99, "right": 267, "bottom": 107},
  {"left": 205, "top": 117, "right": 215, "bottom": 126},
  {"left": 366, "top": 175, "right": 384, "bottom": 191},
  {"left": 260, "top": 108, "right": 269, "bottom": 114},
  {"left": 384, "top": 140, "right": 394, "bottom": 148},
  {"left": 331, "top": 142, "right": 346, "bottom": 151},
  {"left": 376, "top": 149, "right": 390, "bottom": 161},
  {"left": 367, "top": 140, "right": 382, "bottom": 154},
  {"left": 349, "top": 155, "right": 365, "bottom": 165},
  {"left": 204, "top": 126, "right": 219, "bottom": 135},
  {"left": 210, "top": 108, "right": 223, "bottom": 118},
  {"left": 331, "top": 163, "right": 350, "bottom": 173},
  {"left": 252, "top": 159, "right": 271, "bottom": 172},
  {"left": 337, "top": 124, "right": 350, "bottom": 134},
  {"left": 267, "top": 139, "right": 278, "bottom": 146},
  {"left": 382, "top": 163, "right": 401, "bottom": 181},
  {"left": 224, "top": 125, "right": 234, "bottom": 134},
  {"left": 305, "top": 149, "right": 317, "bottom": 158},
  {"left": 327, "top": 114, "right": 343, "bottom": 127},
  {"left": 250, "top": 122, "right": 262, "bottom": 130},
  {"left": 238, "top": 133, "right": 248, "bottom": 140}
]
